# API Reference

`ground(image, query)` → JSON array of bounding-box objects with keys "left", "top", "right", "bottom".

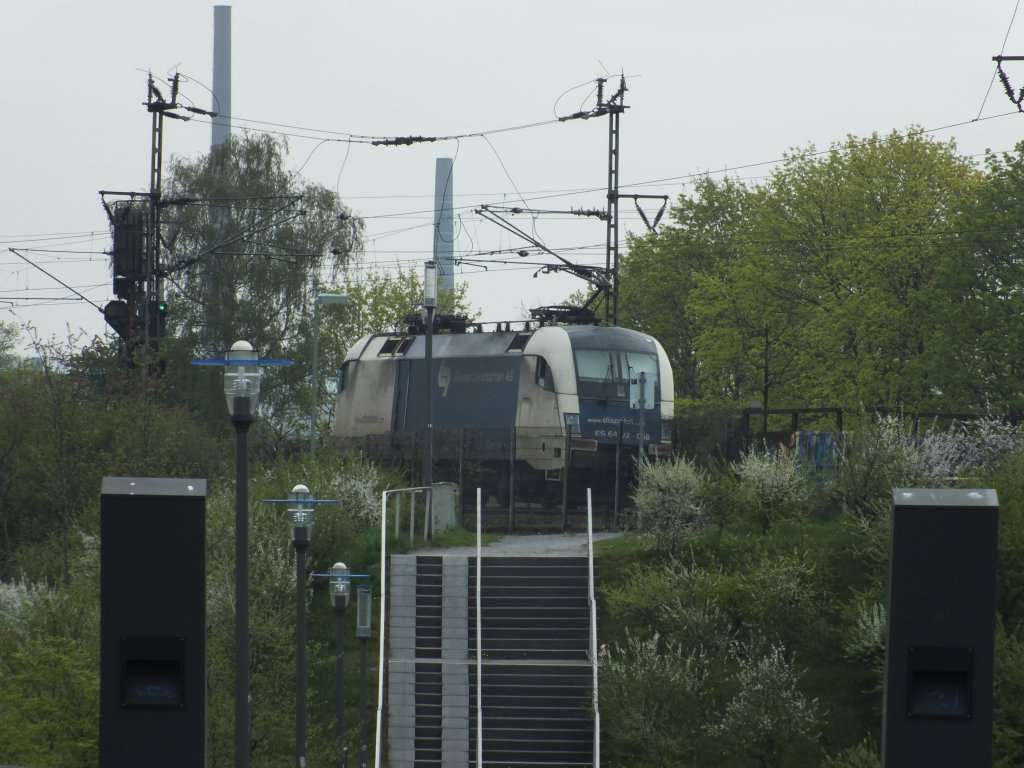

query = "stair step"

[{"left": 395, "top": 553, "right": 598, "bottom": 767}]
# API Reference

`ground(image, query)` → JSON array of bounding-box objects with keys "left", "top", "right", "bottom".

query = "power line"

[
  {"left": 194, "top": 109, "right": 567, "bottom": 148},
  {"left": 7, "top": 249, "right": 105, "bottom": 313},
  {"left": 5, "top": 82, "right": 1023, "bottom": 329},
  {"left": 3, "top": 121, "right": 1019, "bottom": 249}
]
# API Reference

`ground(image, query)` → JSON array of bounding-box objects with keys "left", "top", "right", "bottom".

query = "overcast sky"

[{"left": 4, "top": 1, "right": 1024, "bottom": 354}]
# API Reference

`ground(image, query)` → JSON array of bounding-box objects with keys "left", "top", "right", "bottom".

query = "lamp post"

[
  {"left": 356, "top": 585, "right": 373, "bottom": 768},
  {"left": 310, "top": 293, "right": 347, "bottom": 456},
  {"left": 422, "top": 261, "right": 437, "bottom": 539},
  {"left": 225, "top": 340, "right": 262, "bottom": 768},
  {"left": 329, "top": 562, "right": 351, "bottom": 768},
  {"left": 288, "top": 484, "right": 315, "bottom": 768}
]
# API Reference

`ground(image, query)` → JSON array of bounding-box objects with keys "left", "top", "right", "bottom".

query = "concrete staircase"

[{"left": 388, "top": 554, "right": 597, "bottom": 767}]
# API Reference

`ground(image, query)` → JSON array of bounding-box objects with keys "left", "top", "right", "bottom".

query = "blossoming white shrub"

[
  {"left": 631, "top": 454, "right": 705, "bottom": 542},
  {"left": 733, "top": 448, "right": 809, "bottom": 532},
  {"left": 599, "top": 630, "right": 712, "bottom": 765},
  {"left": 735, "top": 448, "right": 808, "bottom": 508},
  {"left": 705, "top": 641, "right": 820, "bottom": 767},
  {"left": 832, "top": 414, "right": 1022, "bottom": 517},
  {"left": 842, "top": 600, "right": 887, "bottom": 664},
  {"left": 0, "top": 579, "right": 58, "bottom": 636}
]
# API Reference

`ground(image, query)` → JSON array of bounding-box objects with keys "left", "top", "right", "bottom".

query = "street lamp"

[
  {"left": 422, "top": 261, "right": 436, "bottom": 539},
  {"left": 289, "top": 484, "right": 315, "bottom": 768},
  {"left": 329, "top": 562, "right": 352, "bottom": 768},
  {"left": 310, "top": 293, "right": 347, "bottom": 456},
  {"left": 225, "top": 340, "right": 262, "bottom": 768},
  {"left": 356, "top": 585, "right": 373, "bottom": 768}
]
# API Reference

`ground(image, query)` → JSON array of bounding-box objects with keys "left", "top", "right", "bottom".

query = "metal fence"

[
  {"left": 338, "top": 426, "right": 650, "bottom": 533},
  {"left": 337, "top": 409, "right": 885, "bottom": 531}
]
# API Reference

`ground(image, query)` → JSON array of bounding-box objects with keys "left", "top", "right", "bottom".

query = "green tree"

[
  {"left": 0, "top": 320, "right": 21, "bottom": 368},
  {"left": 0, "top": 330, "right": 226, "bottom": 583},
  {"left": 158, "top": 133, "right": 363, "bottom": 444},
  {"left": 24, "top": 331, "right": 104, "bottom": 585},
  {"left": 620, "top": 176, "right": 760, "bottom": 399},
  {"left": 750, "top": 130, "right": 977, "bottom": 410},
  {"left": 689, "top": 260, "right": 811, "bottom": 415},
  {"left": 923, "top": 143, "right": 1024, "bottom": 413},
  {"left": 630, "top": 130, "right": 978, "bottom": 412},
  {"left": 0, "top": 349, "right": 41, "bottom": 574}
]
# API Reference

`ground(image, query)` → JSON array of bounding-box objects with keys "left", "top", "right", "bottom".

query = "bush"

[
  {"left": 722, "top": 550, "right": 825, "bottom": 653},
  {"left": 699, "top": 463, "right": 750, "bottom": 532},
  {"left": 733, "top": 448, "right": 809, "bottom": 533},
  {"left": 631, "top": 454, "right": 705, "bottom": 544},
  {"left": 654, "top": 554, "right": 735, "bottom": 659},
  {"left": 993, "top": 623, "right": 1024, "bottom": 767},
  {"left": 704, "top": 640, "right": 821, "bottom": 768},
  {"left": 829, "top": 415, "right": 1021, "bottom": 519},
  {"left": 823, "top": 737, "right": 879, "bottom": 767},
  {"left": 0, "top": 572, "right": 99, "bottom": 768},
  {"left": 602, "top": 558, "right": 692, "bottom": 631},
  {"left": 600, "top": 631, "right": 713, "bottom": 767},
  {"left": 841, "top": 599, "right": 886, "bottom": 692}
]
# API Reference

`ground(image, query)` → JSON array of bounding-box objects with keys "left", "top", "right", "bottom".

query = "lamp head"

[
  {"left": 288, "top": 483, "right": 314, "bottom": 545},
  {"left": 315, "top": 293, "right": 347, "bottom": 308},
  {"left": 356, "top": 585, "right": 372, "bottom": 638},
  {"left": 329, "top": 561, "right": 351, "bottom": 609},
  {"left": 423, "top": 261, "right": 437, "bottom": 309},
  {"left": 224, "top": 340, "right": 261, "bottom": 416}
]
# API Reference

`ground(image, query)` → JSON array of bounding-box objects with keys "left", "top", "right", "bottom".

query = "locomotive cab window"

[
  {"left": 534, "top": 357, "right": 555, "bottom": 392},
  {"left": 574, "top": 348, "right": 659, "bottom": 403},
  {"left": 378, "top": 336, "right": 414, "bottom": 356},
  {"left": 507, "top": 333, "right": 531, "bottom": 352}
]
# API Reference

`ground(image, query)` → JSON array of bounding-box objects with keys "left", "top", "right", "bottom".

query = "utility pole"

[
  {"left": 100, "top": 74, "right": 215, "bottom": 364},
  {"left": 559, "top": 75, "right": 630, "bottom": 325},
  {"left": 599, "top": 76, "right": 627, "bottom": 326},
  {"left": 145, "top": 72, "right": 195, "bottom": 350}
]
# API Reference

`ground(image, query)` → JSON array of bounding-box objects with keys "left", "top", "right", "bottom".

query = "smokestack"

[
  {"left": 212, "top": 6, "right": 231, "bottom": 148},
  {"left": 434, "top": 157, "right": 455, "bottom": 295}
]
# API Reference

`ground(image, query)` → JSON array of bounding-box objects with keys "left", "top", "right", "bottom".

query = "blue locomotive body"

[{"left": 331, "top": 322, "right": 674, "bottom": 502}]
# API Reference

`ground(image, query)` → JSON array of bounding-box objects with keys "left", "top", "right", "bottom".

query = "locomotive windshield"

[{"left": 574, "top": 348, "right": 659, "bottom": 403}]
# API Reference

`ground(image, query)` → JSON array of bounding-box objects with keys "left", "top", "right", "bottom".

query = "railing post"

[
  {"left": 587, "top": 488, "right": 600, "bottom": 768},
  {"left": 561, "top": 424, "right": 571, "bottom": 533},
  {"left": 508, "top": 427, "right": 516, "bottom": 534},
  {"left": 424, "top": 486, "right": 432, "bottom": 544},
  {"left": 394, "top": 493, "right": 401, "bottom": 542},
  {"left": 612, "top": 421, "right": 623, "bottom": 529},
  {"left": 458, "top": 428, "right": 465, "bottom": 527},
  {"left": 409, "top": 490, "right": 416, "bottom": 542}
]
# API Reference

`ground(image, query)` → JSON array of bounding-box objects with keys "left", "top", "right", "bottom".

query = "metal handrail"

[
  {"left": 587, "top": 488, "right": 601, "bottom": 768},
  {"left": 386, "top": 485, "right": 433, "bottom": 543},
  {"left": 373, "top": 484, "right": 431, "bottom": 768},
  {"left": 476, "top": 488, "right": 484, "bottom": 768}
]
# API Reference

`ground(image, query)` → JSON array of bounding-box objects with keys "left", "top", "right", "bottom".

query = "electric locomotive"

[{"left": 330, "top": 313, "right": 674, "bottom": 506}]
